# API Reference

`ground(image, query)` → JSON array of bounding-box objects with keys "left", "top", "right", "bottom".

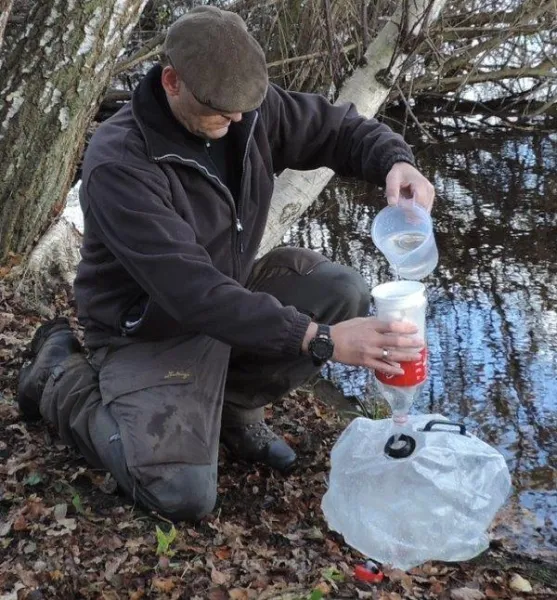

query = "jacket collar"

[{"left": 132, "top": 64, "right": 257, "bottom": 165}]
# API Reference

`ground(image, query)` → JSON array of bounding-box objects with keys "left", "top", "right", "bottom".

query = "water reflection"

[{"left": 284, "top": 130, "right": 557, "bottom": 556}]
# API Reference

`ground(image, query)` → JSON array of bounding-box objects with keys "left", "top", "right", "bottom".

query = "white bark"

[
  {"left": 0, "top": 0, "right": 14, "bottom": 49},
  {"left": 25, "top": 217, "right": 82, "bottom": 287},
  {"left": 258, "top": 0, "right": 447, "bottom": 256},
  {"left": 0, "top": 0, "right": 149, "bottom": 263}
]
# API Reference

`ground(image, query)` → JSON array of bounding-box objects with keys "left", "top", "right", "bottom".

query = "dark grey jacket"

[{"left": 75, "top": 65, "right": 415, "bottom": 355}]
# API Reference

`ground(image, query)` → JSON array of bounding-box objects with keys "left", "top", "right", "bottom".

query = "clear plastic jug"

[
  {"left": 371, "top": 200, "right": 438, "bottom": 280},
  {"left": 321, "top": 415, "right": 512, "bottom": 570}
]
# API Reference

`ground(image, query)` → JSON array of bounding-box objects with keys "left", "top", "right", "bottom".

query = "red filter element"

[{"left": 376, "top": 347, "right": 428, "bottom": 387}]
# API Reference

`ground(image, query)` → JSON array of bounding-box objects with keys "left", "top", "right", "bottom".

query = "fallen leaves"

[
  {"left": 508, "top": 573, "right": 533, "bottom": 593},
  {"left": 0, "top": 284, "right": 556, "bottom": 600},
  {"left": 151, "top": 577, "right": 176, "bottom": 593},
  {"left": 451, "top": 587, "right": 485, "bottom": 600}
]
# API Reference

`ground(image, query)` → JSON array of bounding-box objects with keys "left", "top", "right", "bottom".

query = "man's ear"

[{"left": 161, "top": 66, "right": 181, "bottom": 98}]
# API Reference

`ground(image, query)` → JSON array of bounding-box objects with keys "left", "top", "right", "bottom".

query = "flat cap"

[{"left": 163, "top": 6, "right": 269, "bottom": 114}]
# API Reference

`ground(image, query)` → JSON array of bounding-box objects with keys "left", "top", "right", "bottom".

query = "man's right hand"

[{"left": 330, "top": 317, "right": 424, "bottom": 375}]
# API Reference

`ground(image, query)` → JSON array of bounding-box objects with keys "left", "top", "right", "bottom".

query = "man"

[{"left": 17, "top": 7, "right": 433, "bottom": 521}]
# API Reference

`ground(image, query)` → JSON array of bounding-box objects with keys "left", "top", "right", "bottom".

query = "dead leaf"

[
  {"left": 431, "top": 581, "right": 445, "bottom": 595},
  {"left": 22, "top": 498, "right": 48, "bottom": 521},
  {"left": 485, "top": 584, "right": 505, "bottom": 598},
  {"left": 100, "top": 534, "right": 124, "bottom": 551},
  {"left": 53, "top": 503, "right": 67, "bottom": 520},
  {"left": 383, "top": 567, "right": 413, "bottom": 593},
  {"left": 0, "top": 519, "right": 13, "bottom": 537},
  {"left": 378, "top": 593, "right": 402, "bottom": 600},
  {"left": 129, "top": 591, "right": 145, "bottom": 600},
  {"left": 214, "top": 546, "right": 231, "bottom": 560},
  {"left": 151, "top": 577, "right": 176, "bottom": 593},
  {"left": 229, "top": 589, "right": 250, "bottom": 600},
  {"left": 451, "top": 588, "right": 485, "bottom": 600},
  {"left": 211, "top": 567, "right": 231, "bottom": 585},
  {"left": 13, "top": 514, "right": 27, "bottom": 531},
  {"left": 103, "top": 553, "right": 128, "bottom": 582},
  {"left": 509, "top": 574, "right": 532, "bottom": 593},
  {"left": 314, "top": 582, "right": 331, "bottom": 595}
]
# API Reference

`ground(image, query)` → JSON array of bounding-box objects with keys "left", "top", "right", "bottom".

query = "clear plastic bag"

[{"left": 321, "top": 414, "right": 512, "bottom": 570}]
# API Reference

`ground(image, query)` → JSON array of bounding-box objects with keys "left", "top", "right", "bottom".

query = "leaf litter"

[{"left": 1, "top": 279, "right": 556, "bottom": 599}]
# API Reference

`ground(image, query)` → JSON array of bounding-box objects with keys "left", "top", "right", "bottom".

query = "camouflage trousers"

[{"left": 40, "top": 247, "right": 369, "bottom": 521}]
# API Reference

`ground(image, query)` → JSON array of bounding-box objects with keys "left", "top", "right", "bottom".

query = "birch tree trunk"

[
  {"left": 0, "top": 0, "right": 149, "bottom": 265},
  {"left": 0, "top": 0, "right": 14, "bottom": 46},
  {"left": 258, "top": 0, "right": 447, "bottom": 256}
]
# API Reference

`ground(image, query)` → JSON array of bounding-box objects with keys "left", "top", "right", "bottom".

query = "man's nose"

[{"left": 226, "top": 112, "right": 242, "bottom": 123}]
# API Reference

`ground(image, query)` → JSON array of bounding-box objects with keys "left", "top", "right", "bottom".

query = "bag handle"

[{"left": 422, "top": 420, "right": 467, "bottom": 435}]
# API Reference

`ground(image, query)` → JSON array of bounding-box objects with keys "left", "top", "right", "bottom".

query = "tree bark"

[
  {"left": 0, "top": 0, "right": 13, "bottom": 47},
  {"left": 258, "top": 0, "right": 448, "bottom": 256},
  {"left": 0, "top": 0, "right": 149, "bottom": 265}
]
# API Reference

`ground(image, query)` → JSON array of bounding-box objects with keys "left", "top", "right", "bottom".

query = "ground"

[{"left": 1, "top": 280, "right": 556, "bottom": 600}]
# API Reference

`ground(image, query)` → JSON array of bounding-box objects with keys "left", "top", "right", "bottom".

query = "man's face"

[{"left": 162, "top": 66, "right": 242, "bottom": 140}]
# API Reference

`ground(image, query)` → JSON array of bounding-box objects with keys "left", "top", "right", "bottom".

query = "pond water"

[{"left": 283, "top": 128, "right": 557, "bottom": 558}]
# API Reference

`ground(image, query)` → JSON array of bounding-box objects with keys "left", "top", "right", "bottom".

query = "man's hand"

[
  {"left": 303, "top": 317, "right": 424, "bottom": 375},
  {"left": 385, "top": 162, "right": 435, "bottom": 212},
  {"left": 330, "top": 317, "right": 424, "bottom": 375}
]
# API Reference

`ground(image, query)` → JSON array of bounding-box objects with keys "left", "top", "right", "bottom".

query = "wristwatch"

[{"left": 308, "top": 324, "right": 335, "bottom": 366}]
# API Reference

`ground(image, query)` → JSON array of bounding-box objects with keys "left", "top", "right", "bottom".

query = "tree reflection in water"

[{"left": 283, "top": 130, "right": 557, "bottom": 556}]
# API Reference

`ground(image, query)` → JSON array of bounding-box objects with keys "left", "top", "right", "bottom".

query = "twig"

[{"left": 394, "top": 81, "right": 436, "bottom": 141}]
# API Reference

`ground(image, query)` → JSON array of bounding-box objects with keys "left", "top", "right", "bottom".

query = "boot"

[
  {"left": 221, "top": 421, "right": 297, "bottom": 473},
  {"left": 17, "top": 317, "right": 82, "bottom": 421}
]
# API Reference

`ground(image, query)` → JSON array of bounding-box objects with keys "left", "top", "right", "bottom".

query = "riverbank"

[{"left": 1, "top": 280, "right": 556, "bottom": 599}]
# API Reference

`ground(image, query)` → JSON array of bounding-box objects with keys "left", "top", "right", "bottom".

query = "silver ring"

[{"left": 382, "top": 348, "right": 390, "bottom": 360}]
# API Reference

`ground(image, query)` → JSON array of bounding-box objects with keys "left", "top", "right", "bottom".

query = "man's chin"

[{"left": 204, "top": 126, "right": 230, "bottom": 140}]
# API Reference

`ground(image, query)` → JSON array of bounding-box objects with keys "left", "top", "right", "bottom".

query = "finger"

[
  {"left": 374, "top": 319, "right": 420, "bottom": 335},
  {"left": 378, "top": 348, "right": 423, "bottom": 363},
  {"left": 381, "top": 332, "right": 425, "bottom": 348},
  {"left": 412, "top": 181, "right": 435, "bottom": 213},
  {"left": 368, "top": 358, "right": 404, "bottom": 375},
  {"left": 385, "top": 170, "right": 402, "bottom": 206}
]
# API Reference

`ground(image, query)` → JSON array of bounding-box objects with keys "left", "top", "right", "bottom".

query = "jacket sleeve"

[
  {"left": 260, "top": 84, "right": 415, "bottom": 183},
  {"left": 83, "top": 162, "right": 311, "bottom": 356}
]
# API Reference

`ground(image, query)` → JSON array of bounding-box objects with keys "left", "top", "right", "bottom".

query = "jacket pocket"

[{"left": 119, "top": 296, "right": 194, "bottom": 341}]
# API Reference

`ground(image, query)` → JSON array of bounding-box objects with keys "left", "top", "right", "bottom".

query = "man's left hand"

[{"left": 385, "top": 162, "right": 435, "bottom": 212}]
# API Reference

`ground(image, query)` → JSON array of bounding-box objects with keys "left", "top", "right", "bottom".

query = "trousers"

[{"left": 40, "top": 247, "right": 369, "bottom": 520}]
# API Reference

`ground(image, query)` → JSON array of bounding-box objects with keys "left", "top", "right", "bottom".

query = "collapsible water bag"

[{"left": 321, "top": 414, "right": 512, "bottom": 570}]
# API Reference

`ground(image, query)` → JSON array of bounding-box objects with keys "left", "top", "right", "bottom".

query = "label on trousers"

[{"left": 375, "top": 348, "right": 428, "bottom": 386}]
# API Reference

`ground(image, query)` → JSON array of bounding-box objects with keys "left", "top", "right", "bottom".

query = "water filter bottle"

[{"left": 371, "top": 281, "right": 427, "bottom": 424}]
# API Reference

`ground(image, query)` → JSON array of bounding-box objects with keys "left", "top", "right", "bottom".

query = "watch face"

[{"left": 313, "top": 338, "right": 333, "bottom": 360}]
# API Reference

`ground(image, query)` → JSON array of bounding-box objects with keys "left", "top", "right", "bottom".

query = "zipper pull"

[{"left": 236, "top": 219, "right": 244, "bottom": 253}]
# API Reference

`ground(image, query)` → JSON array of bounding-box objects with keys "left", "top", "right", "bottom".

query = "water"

[
  {"left": 386, "top": 231, "right": 427, "bottom": 254},
  {"left": 381, "top": 231, "right": 439, "bottom": 280},
  {"left": 376, "top": 380, "right": 420, "bottom": 424},
  {"left": 283, "top": 128, "right": 557, "bottom": 558}
]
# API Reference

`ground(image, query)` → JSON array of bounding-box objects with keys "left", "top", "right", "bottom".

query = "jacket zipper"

[
  {"left": 236, "top": 113, "right": 258, "bottom": 256},
  {"left": 153, "top": 114, "right": 258, "bottom": 280},
  {"left": 153, "top": 154, "right": 242, "bottom": 278}
]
